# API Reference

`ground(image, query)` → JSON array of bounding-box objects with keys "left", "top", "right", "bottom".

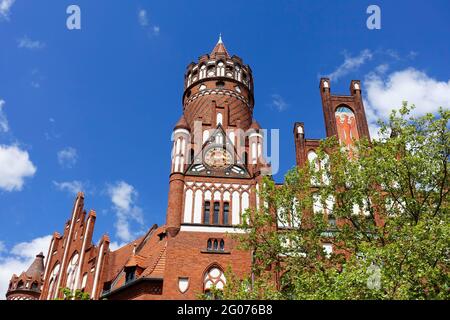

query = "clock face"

[{"left": 204, "top": 147, "right": 233, "bottom": 169}]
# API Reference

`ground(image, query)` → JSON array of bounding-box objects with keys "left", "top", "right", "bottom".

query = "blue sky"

[{"left": 0, "top": 0, "right": 449, "bottom": 295}]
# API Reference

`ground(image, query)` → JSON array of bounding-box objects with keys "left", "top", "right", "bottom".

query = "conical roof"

[
  {"left": 25, "top": 252, "right": 45, "bottom": 278},
  {"left": 210, "top": 34, "right": 230, "bottom": 59}
]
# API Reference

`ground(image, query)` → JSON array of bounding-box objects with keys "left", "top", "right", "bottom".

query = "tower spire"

[{"left": 211, "top": 34, "right": 230, "bottom": 58}]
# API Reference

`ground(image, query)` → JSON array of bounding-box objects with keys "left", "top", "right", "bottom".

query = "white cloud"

[
  {"left": 0, "top": 235, "right": 52, "bottom": 299},
  {"left": 138, "top": 9, "right": 160, "bottom": 36},
  {"left": 0, "top": 241, "right": 5, "bottom": 253},
  {"left": 326, "top": 49, "right": 373, "bottom": 81},
  {"left": 0, "top": 100, "right": 9, "bottom": 133},
  {"left": 270, "top": 94, "right": 288, "bottom": 112},
  {"left": 0, "top": 145, "right": 37, "bottom": 192},
  {"left": 53, "top": 180, "right": 85, "bottom": 195},
  {"left": 375, "top": 64, "right": 389, "bottom": 75},
  {"left": 138, "top": 9, "right": 148, "bottom": 27},
  {"left": 109, "top": 241, "right": 127, "bottom": 251},
  {"left": 364, "top": 68, "right": 450, "bottom": 138},
  {"left": 0, "top": 0, "right": 15, "bottom": 20},
  {"left": 57, "top": 147, "right": 78, "bottom": 168},
  {"left": 17, "top": 36, "right": 45, "bottom": 50},
  {"left": 107, "top": 181, "right": 145, "bottom": 243}
]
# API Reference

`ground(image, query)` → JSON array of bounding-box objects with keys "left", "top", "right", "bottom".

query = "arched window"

[
  {"left": 66, "top": 252, "right": 79, "bottom": 291},
  {"left": 216, "top": 113, "right": 223, "bottom": 125},
  {"left": 17, "top": 280, "right": 24, "bottom": 289},
  {"left": 47, "top": 263, "right": 60, "bottom": 299},
  {"left": 207, "top": 239, "right": 212, "bottom": 250},
  {"left": 213, "top": 202, "right": 220, "bottom": 225},
  {"left": 31, "top": 281, "right": 39, "bottom": 291},
  {"left": 207, "top": 65, "right": 215, "bottom": 77},
  {"left": 219, "top": 240, "right": 225, "bottom": 251},
  {"left": 217, "top": 62, "right": 225, "bottom": 77},
  {"left": 200, "top": 65, "right": 206, "bottom": 79},
  {"left": 223, "top": 202, "right": 230, "bottom": 225},
  {"left": 81, "top": 273, "right": 88, "bottom": 291},
  {"left": 213, "top": 239, "right": 218, "bottom": 250},
  {"left": 204, "top": 201, "right": 211, "bottom": 224},
  {"left": 204, "top": 266, "right": 226, "bottom": 297},
  {"left": 235, "top": 65, "right": 241, "bottom": 81}
]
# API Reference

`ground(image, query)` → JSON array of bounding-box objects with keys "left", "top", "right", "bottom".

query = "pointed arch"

[
  {"left": 66, "top": 251, "right": 80, "bottom": 291},
  {"left": 47, "top": 262, "right": 61, "bottom": 300},
  {"left": 203, "top": 263, "right": 226, "bottom": 297}
]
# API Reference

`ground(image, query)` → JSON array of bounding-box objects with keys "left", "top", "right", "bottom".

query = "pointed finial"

[{"left": 218, "top": 33, "right": 223, "bottom": 44}]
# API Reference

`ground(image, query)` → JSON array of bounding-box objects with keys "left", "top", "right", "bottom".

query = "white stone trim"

[
  {"left": 174, "top": 129, "right": 190, "bottom": 136},
  {"left": 180, "top": 225, "right": 247, "bottom": 234},
  {"left": 91, "top": 242, "right": 105, "bottom": 300}
]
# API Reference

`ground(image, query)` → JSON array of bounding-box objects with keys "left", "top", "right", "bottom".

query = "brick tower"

[{"left": 163, "top": 36, "right": 267, "bottom": 298}]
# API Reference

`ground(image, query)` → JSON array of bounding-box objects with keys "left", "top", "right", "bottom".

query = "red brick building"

[{"left": 6, "top": 37, "right": 369, "bottom": 300}]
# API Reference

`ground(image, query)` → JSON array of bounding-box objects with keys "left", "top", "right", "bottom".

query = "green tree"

[
  {"left": 224, "top": 105, "right": 449, "bottom": 300},
  {"left": 55, "top": 287, "right": 91, "bottom": 300}
]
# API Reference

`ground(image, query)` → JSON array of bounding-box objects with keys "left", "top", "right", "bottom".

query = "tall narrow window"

[
  {"left": 223, "top": 202, "right": 230, "bottom": 225},
  {"left": 207, "top": 239, "right": 212, "bottom": 250},
  {"left": 213, "top": 202, "right": 220, "bottom": 225},
  {"left": 190, "top": 148, "right": 195, "bottom": 164},
  {"left": 204, "top": 201, "right": 211, "bottom": 224}
]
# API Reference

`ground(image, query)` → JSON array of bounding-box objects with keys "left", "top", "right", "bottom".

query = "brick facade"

[{"left": 6, "top": 37, "right": 370, "bottom": 300}]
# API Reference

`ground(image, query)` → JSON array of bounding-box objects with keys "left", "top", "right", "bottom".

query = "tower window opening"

[
  {"left": 216, "top": 113, "right": 223, "bottom": 126},
  {"left": 206, "top": 238, "right": 224, "bottom": 252},
  {"left": 31, "top": 281, "right": 39, "bottom": 291},
  {"left": 213, "top": 202, "right": 220, "bottom": 225},
  {"left": 204, "top": 201, "right": 211, "bottom": 224},
  {"left": 223, "top": 202, "right": 230, "bottom": 225},
  {"left": 207, "top": 239, "right": 212, "bottom": 250},
  {"left": 190, "top": 148, "right": 195, "bottom": 164},
  {"left": 216, "top": 81, "right": 225, "bottom": 88}
]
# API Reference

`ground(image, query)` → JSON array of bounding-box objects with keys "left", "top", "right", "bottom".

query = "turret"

[
  {"left": 182, "top": 36, "right": 255, "bottom": 132},
  {"left": 6, "top": 252, "right": 45, "bottom": 300}
]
